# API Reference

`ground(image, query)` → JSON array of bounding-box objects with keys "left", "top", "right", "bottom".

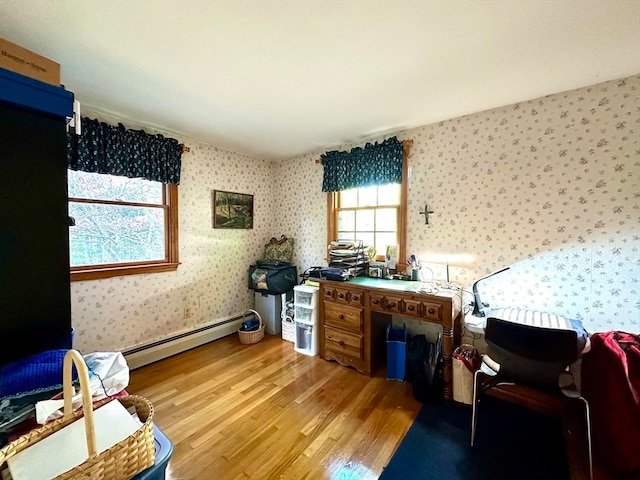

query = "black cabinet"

[{"left": 0, "top": 68, "right": 74, "bottom": 366}]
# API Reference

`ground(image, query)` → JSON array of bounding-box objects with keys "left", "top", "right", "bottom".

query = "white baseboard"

[{"left": 124, "top": 317, "right": 243, "bottom": 370}]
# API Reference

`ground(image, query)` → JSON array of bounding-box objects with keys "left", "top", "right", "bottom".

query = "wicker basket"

[
  {"left": 0, "top": 350, "right": 155, "bottom": 480},
  {"left": 238, "top": 309, "right": 265, "bottom": 345},
  {"left": 282, "top": 316, "right": 296, "bottom": 343}
]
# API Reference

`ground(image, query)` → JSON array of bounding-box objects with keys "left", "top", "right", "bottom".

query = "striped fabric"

[
  {"left": 490, "top": 308, "right": 573, "bottom": 330},
  {"left": 489, "top": 308, "right": 590, "bottom": 353}
]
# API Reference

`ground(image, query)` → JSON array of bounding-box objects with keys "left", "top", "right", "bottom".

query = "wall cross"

[{"left": 419, "top": 204, "right": 434, "bottom": 224}]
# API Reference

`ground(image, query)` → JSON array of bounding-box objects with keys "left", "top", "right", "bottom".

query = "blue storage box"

[
  {"left": 132, "top": 424, "right": 174, "bottom": 480},
  {"left": 386, "top": 325, "right": 408, "bottom": 381}
]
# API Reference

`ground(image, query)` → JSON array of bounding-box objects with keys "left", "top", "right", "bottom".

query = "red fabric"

[{"left": 581, "top": 331, "right": 640, "bottom": 476}]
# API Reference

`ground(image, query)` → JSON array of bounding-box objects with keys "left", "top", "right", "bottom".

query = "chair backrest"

[{"left": 485, "top": 317, "right": 579, "bottom": 391}]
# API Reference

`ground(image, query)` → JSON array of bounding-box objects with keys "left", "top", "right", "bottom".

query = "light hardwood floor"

[{"left": 128, "top": 333, "right": 422, "bottom": 480}]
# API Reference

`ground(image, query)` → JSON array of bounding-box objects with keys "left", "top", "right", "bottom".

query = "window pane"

[
  {"left": 358, "top": 232, "right": 375, "bottom": 251},
  {"left": 376, "top": 208, "right": 397, "bottom": 231},
  {"left": 68, "top": 170, "right": 163, "bottom": 204},
  {"left": 337, "top": 232, "right": 356, "bottom": 243},
  {"left": 337, "top": 210, "right": 355, "bottom": 232},
  {"left": 375, "top": 232, "right": 398, "bottom": 257},
  {"left": 378, "top": 183, "right": 400, "bottom": 205},
  {"left": 358, "top": 186, "right": 377, "bottom": 207},
  {"left": 355, "top": 209, "right": 374, "bottom": 231},
  {"left": 340, "top": 189, "right": 357, "bottom": 208},
  {"left": 69, "top": 202, "right": 165, "bottom": 266}
]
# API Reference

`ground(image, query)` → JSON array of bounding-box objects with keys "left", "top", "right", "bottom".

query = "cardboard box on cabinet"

[{"left": 0, "top": 37, "right": 60, "bottom": 86}]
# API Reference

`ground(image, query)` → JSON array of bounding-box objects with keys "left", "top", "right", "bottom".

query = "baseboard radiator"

[{"left": 123, "top": 314, "right": 245, "bottom": 370}]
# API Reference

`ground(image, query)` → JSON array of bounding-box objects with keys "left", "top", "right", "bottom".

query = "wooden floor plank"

[{"left": 129, "top": 334, "right": 421, "bottom": 479}]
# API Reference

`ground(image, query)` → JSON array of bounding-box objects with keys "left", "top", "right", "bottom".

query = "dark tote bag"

[{"left": 406, "top": 333, "right": 443, "bottom": 402}]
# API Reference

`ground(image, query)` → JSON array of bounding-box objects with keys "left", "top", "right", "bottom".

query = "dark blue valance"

[
  {"left": 321, "top": 136, "right": 403, "bottom": 192},
  {"left": 67, "top": 117, "right": 183, "bottom": 185}
]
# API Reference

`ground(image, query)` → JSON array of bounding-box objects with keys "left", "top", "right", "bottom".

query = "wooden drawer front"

[
  {"left": 324, "top": 286, "right": 362, "bottom": 305},
  {"left": 324, "top": 302, "right": 362, "bottom": 332},
  {"left": 369, "top": 293, "right": 401, "bottom": 314},
  {"left": 324, "top": 326, "right": 363, "bottom": 360},
  {"left": 334, "top": 287, "right": 350, "bottom": 303},
  {"left": 347, "top": 289, "right": 363, "bottom": 306},
  {"left": 322, "top": 285, "right": 336, "bottom": 301},
  {"left": 422, "top": 301, "right": 443, "bottom": 322},
  {"left": 383, "top": 295, "right": 402, "bottom": 314},
  {"left": 402, "top": 298, "right": 421, "bottom": 317},
  {"left": 369, "top": 293, "right": 385, "bottom": 311}
]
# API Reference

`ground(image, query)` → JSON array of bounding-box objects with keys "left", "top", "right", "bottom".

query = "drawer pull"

[
  {"left": 325, "top": 291, "right": 332, "bottom": 296},
  {"left": 352, "top": 295, "right": 359, "bottom": 301},
  {"left": 338, "top": 314, "right": 344, "bottom": 320},
  {"left": 372, "top": 299, "right": 379, "bottom": 305},
  {"left": 407, "top": 305, "right": 415, "bottom": 311},
  {"left": 338, "top": 293, "right": 345, "bottom": 299},
  {"left": 387, "top": 302, "right": 396, "bottom": 308},
  {"left": 339, "top": 340, "right": 345, "bottom": 346},
  {"left": 428, "top": 308, "right": 435, "bottom": 314}
]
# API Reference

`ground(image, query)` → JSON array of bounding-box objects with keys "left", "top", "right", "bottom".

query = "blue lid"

[{"left": 0, "top": 67, "right": 73, "bottom": 119}]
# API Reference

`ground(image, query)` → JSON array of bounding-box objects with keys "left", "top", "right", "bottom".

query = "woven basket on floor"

[
  {"left": 282, "top": 316, "right": 295, "bottom": 343},
  {"left": 238, "top": 309, "right": 265, "bottom": 345},
  {"left": 0, "top": 349, "right": 155, "bottom": 480}
]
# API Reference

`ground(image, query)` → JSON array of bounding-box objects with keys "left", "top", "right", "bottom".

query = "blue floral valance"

[
  {"left": 321, "top": 136, "right": 403, "bottom": 192},
  {"left": 67, "top": 117, "right": 183, "bottom": 185}
]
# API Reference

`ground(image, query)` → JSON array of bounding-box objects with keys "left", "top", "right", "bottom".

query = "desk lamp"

[{"left": 471, "top": 266, "right": 510, "bottom": 317}]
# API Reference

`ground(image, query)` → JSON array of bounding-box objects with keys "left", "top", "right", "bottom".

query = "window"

[
  {"left": 328, "top": 180, "right": 407, "bottom": 266},
  {"left": 68, "top": 170, "right": 179, "bottom": 281},
  {"left": 335, "top": 183, "right": 400, "bottom": 254},
  {"left": 324, "top": 137, "right": 410, "bottom": 269}
]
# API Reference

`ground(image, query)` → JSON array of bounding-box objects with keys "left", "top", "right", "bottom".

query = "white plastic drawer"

[
  {"left": 294, "top": 305, "right": 317, "bottom": 324},
  {"left": 294, "top": 285, "right": 318, "bottom": 307},
  {"left": 295, "top": 291, "right": 314, "bottom": 307}
]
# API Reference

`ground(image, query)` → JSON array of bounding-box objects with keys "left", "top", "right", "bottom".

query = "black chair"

[{"left": 470, "top": 317, "right": 593, "bottom": 480}]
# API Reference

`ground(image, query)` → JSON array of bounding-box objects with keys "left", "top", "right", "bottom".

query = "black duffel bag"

[{"left": 248, "top": 260, "right": 298, "bottom": 295}]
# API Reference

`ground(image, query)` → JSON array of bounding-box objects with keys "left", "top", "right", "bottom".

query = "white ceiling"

[{"left": 1, "top": 0, "right": 639, "bottom": 160}]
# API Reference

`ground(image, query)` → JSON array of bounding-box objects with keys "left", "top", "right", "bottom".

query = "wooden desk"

[{"left": 318, "top": 277, "right": 462, "bottom": 400}]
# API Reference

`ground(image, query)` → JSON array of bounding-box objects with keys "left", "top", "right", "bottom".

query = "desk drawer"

[
  {"left": 422, "top": 301, "right": 443, "bottom": 322},
  {"left": 403, "top": 298, "right": 421, "bottom": 316},
  {"left": 324, "top": 326, "right": 363, "bottom": 360},
  {"left": 369, "top": 293, "right": 402, "bottom": 315},
  {"left": 324, "top": 302, "right": 363, "bottom": 333},
  {"left": 323, "top": 285, "right": 364, "bottom": 306}
]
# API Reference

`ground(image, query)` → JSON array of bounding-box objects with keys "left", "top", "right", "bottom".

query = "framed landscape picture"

[{"left": 213, "top": 190, "right": 254, "bottom": 229}]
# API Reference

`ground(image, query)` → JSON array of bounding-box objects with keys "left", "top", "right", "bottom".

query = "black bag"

[
  {"left": 248, "top": 260, "right": 297, "bottom": 295},
  {"left": 406, "top": 333, "right": 443, "bottom": 402}
]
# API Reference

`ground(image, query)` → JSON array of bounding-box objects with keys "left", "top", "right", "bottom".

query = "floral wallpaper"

[
  {"left": 72, "top": 111, "right": 280, "bottom": 354},
  {"left": 276, "top": 73, "right": 639, "bottom": 336},
  {"left": 72, "top": 72, "right": 639, "bottom": 357}
]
